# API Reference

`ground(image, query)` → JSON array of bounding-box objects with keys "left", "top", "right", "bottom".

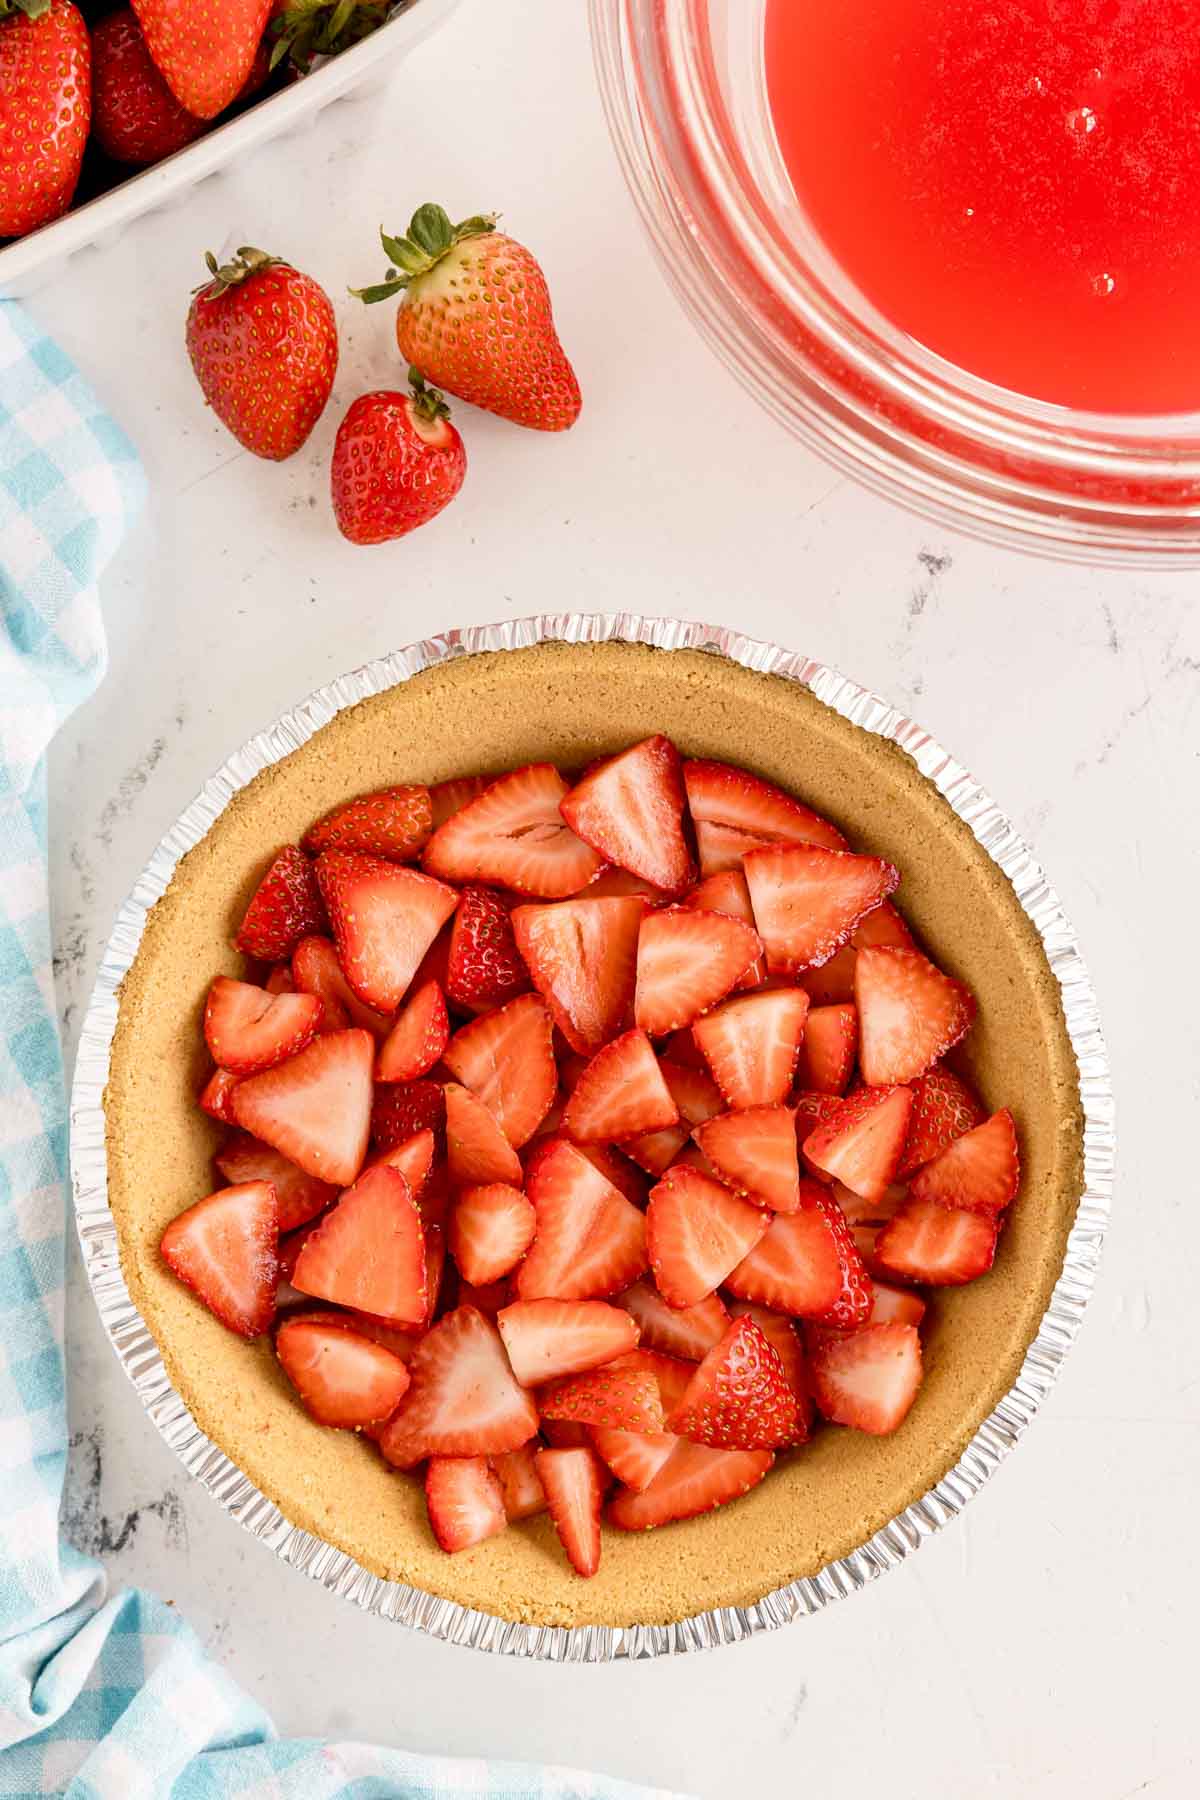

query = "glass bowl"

[{"left": 590, "top": 0, "right": 1200, "bottom": 565}]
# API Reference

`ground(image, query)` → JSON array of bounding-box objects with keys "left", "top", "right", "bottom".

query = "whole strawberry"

[
  {"left": 331, "top": 373, "right": 466, "bottom": 546},
  {"left": 93, "top": 10, "right": 207, "bottom": 167},
  {"left": 354, "top": 204, "right": 581, "bottom": 432},
  {"left": 130, "top": 0, "right": 272, "bottom": 119},
  {"left": 0, "top": 0, "right": 90, "bottom": 240},
  {"left": 185, "top": 246, "right": 338, "bottom": 460}
]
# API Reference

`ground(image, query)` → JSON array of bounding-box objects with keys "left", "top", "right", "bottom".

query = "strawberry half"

[
  {"left": 724, "top": 1194, "right": 846, "bottom": 1318},
  {"left": 562, "top": 1029, "right": 679, "bottom": 1142},
  {"left": 874, "top": 1197, "right": 999, "bottom": 1284},
  {"left": 617, "top": 1277, "right": 729, "bottom": 1360},
  {"left": 560, "top": 735, "right": 695, "bottom": 896},
  {"left": 793, "top": 1003, "right": 858, "bottom": 1095},
  {"left": 276, "top": 1317, "right": 411, "bottom": 1428},
  {"left": 909, "top": 1109, "right": 1019, "bottom": 1214},
  {"left": 693, "top": 1105, "right": 801, "bottom": 1213},
  {"left": 896, "top": 1065, "right": 986, "bottom": 1178},
  {"left": 807, "top": 1321, "right": 923, "bottom": 1435},
  {"left": 214, "top": 1131, "right": 336, "bottom": 1232},
  {"left": 608, "top": 1441, "right": 774, "bottom": 1530},
  {"left": 291, "top": 1163, "right": 426, "bottom": 1324},
  {"left": 684, "top": 869, "right": 767, "bottom": 988},
  {"left": 802, "top": 899, "right": 916, "bottom": 1005},
  {"left": 855, "top": 946, "right": 976, "bottom": 1085},
  {"left": 683, "top": 758, "right": 847, "bottom": 877},
  {"left": 234, "top": 846, "right": 326, "bottom": 961},
  {"left": 315, "top": 851, "right": 458, "bottom": 1013},
  {"left": 291, "top": 935, "right": 392, "bottom": 1038},
  {"left": 423, "top": 764, "right": 602, "bottom": 897},
  {"left": 371, "top": 1078, "right": 446, "bottom": 1152},
  {"left": 633, "top": 906, "right": 762, "bottom": 1036},
  {"left": 511, "top": 895, "right": 644, "bottom": 1053},
  {"left": 450, "top": 1184, "right": 536, "bottom": 1285},
  {"left": 517, "top": 1140, "right": 649, "bottom": 1300},
  {"left": 802, "top": 1084, "right": 914, "bottom": 1202},
  {"left": 160, "top": 1179, "right": 278, "bottom": 1338},
  {"left": 232, "top": 1028, "right": 374, "bottom": 1186},
  {"left": 535, "top": 1446, "right": 605, "bottom": 1577},
  {"left": 693, "top": 987, "right": 810, "bottom": 1110},
  {"left": 442, "top": 993, "right": 556, "bottom": 1148},
  {"left": 646, "top": 1166, "right": 770, "bottom": 1309},
  {"left": 807, "top": 1190, "right": 874, "bottom": 1329},
  {"left": 444, "top": 1083, "right": 524, "bottom": 1187},
  {"left": 497, "top": 1297, "right": 640, "bottom": 1386},
  {"left": 540, "top": 1365, "right": 665, "bottom": 1432},
  {"left": 727, "top": 1300, "right": 812, "bottom": 1441},
  {"left": 588, "top": 1426, "right": 677, "bottom": 1492},
  {"left": 203, "top": 976, "right": 322, "bottom": 1075},
  {"left": 199, "top": 1067, "right": 241, "bottom": 1124},
  {"left": 376, "top": 979, "right": 449, "bottom": 1083},
  {"left": 379, "top": 1305, "right": 539, "bottom": 1466},
  {"left": 743, "top": 843, "right": 900, "bottom": 973},
  {"left": 302, "top": 785, "right": 432, "bottom": 861},
  {"left": 445, "top": 885, "right": 531, "bottom": 1010},
  {"left": 429, "top": 774, "right": 491, "bottom": 830},
  {"left": 491, "top": 1442, "right": 548, "bottom": 1520},
  {"left": 667, "top": 1317, "right": 799, "bottom": 1449},
  {"left": 425, "top": 1455, "right": 508, "bottom": 1552}
]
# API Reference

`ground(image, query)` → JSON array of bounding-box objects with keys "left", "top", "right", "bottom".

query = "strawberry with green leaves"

[
  {"left": 0, "top": 0, "right": 90, "bottom": 239},
  {"left": 331, "top": 373, "right": 467, "bottom": 546}
]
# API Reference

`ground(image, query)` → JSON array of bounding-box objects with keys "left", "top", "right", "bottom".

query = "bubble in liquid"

[{"left": 1066, "top": 105, "right": 1099, "bottom": 135}]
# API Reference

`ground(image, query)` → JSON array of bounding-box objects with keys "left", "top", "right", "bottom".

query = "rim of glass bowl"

[{"left": 590, "top": 0, "right": 1200, "bottom": 565}]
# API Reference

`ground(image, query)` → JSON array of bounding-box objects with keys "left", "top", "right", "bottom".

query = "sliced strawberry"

[
  {"left": 855, "top": 946, "right": 976, "bottom": 1086},
  {"left": 264, "top": 964, "right": 294, "bottom": 995},
  {"left": 379, "top": 1305, "right": 539, "bottom": 1466},
  {"left": 617, "top": 1277, "right": 729, "bottom": 1360},
  {"left": 540, "top": 1365, "right": 665, "bottom": 1432},
  {"left": 442, "top": 993, "right": 556, "bottom": 1148},
  {"left": 497, "top": 1297, "right": 640, "bottom": 1385},
  {"left": 511, "top": 895, "right": 644, "bottom": 1054},
  {"left": 855, "top": 898, "right": 917, "bottom": 952},
  {"left": 491, "top": 1442, "right": 547, "bottom": 1519},
  {"left": 743, "top": 843, "right": 900, "bottom": 974},
  {"left": 874, "top": 1197, "right": 999, "bottom": 1284},
  {"left": 584, "top": 867, "right": 669, "bottom": 903},
  {"left": 623, "top": 1057, "right": 724, "bottom": 1174},
  {"left": 830, "top": 1178, "right": 907, "bottom": 1226},
  {"left": 376, "top": 979, "right": 449, "bottom": 1083},
  {"left": 802, "top": 1084, "right": 914, "bottom": 1201},
  {"left": 562, "top": 1029, "right": 679, "bottom": 1142},
  {"left": 291, "top": 935, "right": 392, "bottom": 1038},
  {"left": 277, "top": 1218, "right": 319, "bottom": 1288},
  {"left": 666, "top": 1316, "right": 798, "bottom": 1449},
  {"left": 234, "top": 846, "right": 326, "bottom": 961},
  {"left": 609, "top": 1345, "right": 695, "bottom": 1409},
  {"left": 693, "top": 987, "right": 810, "bottom": 1109},
  {"left": 909, "top": 1108, "right": 1019, "bottom": 1214},
  {"left": 160, "top": 1180, "right": 278, "bottom": 1338},
  {"left": 276, "top": 1317, "right": 411, "bottom": 1427},
  {"left": 896, "top": 1065, "right": 986, "bottom": 1178},
  {"left": 232, "top": 1028, "right": 373, "bottom": 1185},
  {"left": 560, "top": 735, "right": 694, "bottom": 896},
  {"left": 794, "top": 1003, "right": 858, "bottom": 1095},
  {"left": 214, "top": 1131, "right": 336, "bottom": 1232},
  {"left": 588, "top": 1425, "right": 677, "bottom": 1491},
  {"left": 444, "top": 1083, "right": 524, "bottom": 1187},
  {"left": 807, "top": 1321, "right": 922, "bottom": 1435},
  {"left": 522, "top": 1133, "right": 649, "bottom": 1206},
  {"left": 517, "top": 1140, "right": 648, "bottom": 1300},
  {"left": 529, "top": 1090, "right": 566, "bottom": 1141},
  {"left": 303, "top": 785, "right": 432, "bottom": 862},
  {"left": 682, "top": 757, "right": 847, "bottom": 867},
  {"left": 290, "top": 1306, "right": 420, "bottom": 1358},
  {"left": 793, "top": 1089, "right": 844, "bottom": 1136},
  {"left": 371, "top": 1078, "right": 446, "bottom": 1152},
  {"left": 450, "top": 1184, "right": 536, "bottom": 1285},
  {"left": 422, "top": 1222, "right": 448, "bottom": 1323},
  {"left": 425, "top": 1455, "right": 508, "bottom": 1552},
  {"left": 866, "top": 1280, "right": 927, "bottom": 1329},
  {"left": 199, "top": 1067, "right": 241, "bottom": 1124},
  {"left": 291, "top": 1163, "right": 426, "bottom": 1324},
  {"left": 445, "top": 885, "right": 530, "bottom": 1010},
  {"left": 621, "top": 1122, "right": 690, "bottom": 1177},
  {"left": 726, "top": 1300, "right": 812, "bottom": 1440},
  {"left": 203, "top": 977, "right": 322, "bottom": 1075},
  {"left": 693, "top": 1106, "right": 801, "bottom": 1213},
  {"left": 634, "top": 906, "right": 762, "bottom": 1036},
  {"left": 800, "top": 899, "right": 915, "bottom": 1004},
  {"left": 535, "top": 1446, "right": 605, "bottom": 1576},
  {"left": 646, "top": 1166, "right": 770, "bottom": 1309},
  {"left": 684, "top": 868, "right": 767, "bottom": 988},
  {"left": 608, "top": 1441, "right": 773, "bottom": 1529},
  {"left": 809, "top": 1190, "right": 874, "bottom": 1328},
  {"left": 423, "top": 763, "right": 602, "bottom": 897},
  {"left": 315, "top": 851, "right": 458, "bottom": 1014},
  {"left": 724, "top": 1195, "right": 845, "bottom": 1317},
  {"left": 850, "top": 1223, "right": 888, "bottom": 1279},
  {"left": 429, "top": 773, "right": 491, "bottom": 830}
]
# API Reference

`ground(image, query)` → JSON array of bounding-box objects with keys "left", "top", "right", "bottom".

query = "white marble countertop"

[{"left": 36, "top": 3, "right": 1198, "bottom": 1796}]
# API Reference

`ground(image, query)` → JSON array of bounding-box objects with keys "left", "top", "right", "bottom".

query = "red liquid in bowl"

[{"left": 764, "top": 0, "right": 1200, "bottom": 413}]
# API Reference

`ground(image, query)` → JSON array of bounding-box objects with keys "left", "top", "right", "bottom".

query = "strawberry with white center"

[
  {"left": 667, "top": 1317, "right": 799, "bottom": 1449},
  {"left": 291, "top": 1163, "right": 426, "bottom": 1325},
  {"left": 560, "top": 735, "right": 695, "bottom": 896},
  {"left": 231, "top": 1028, "right": 374, "bottom": 1186},
  {"left": 724, "top": 1191, "right": 851, "bottom": 1319},
  {"left": 517, "top": 1140, "right": 648, "bottom": 1300},
  {"left": 423, "top": 764, "right": 601, "bottom": 898},
  {"left": 234, "top": 846, "right": 326, "bottom": 961},
  {"left": 276, "top": 1318, "right": 411, "bottom": 1429},
  {"left": 608, "top": 1441, "right": 774, "bottom": 1531},
  {"left": 291, "top": 936, "right": 391, "bottom": 1038},
  {"left": 646, "top": 1165, "right": 770, "bottom": 1309},
  {"left": 203, "top": 977, "right": 321, "bottom": 1075},
  {"left": 684, "top": 869, "right": 767, "bottom": 988},
  {"left": 802, "top": 1083, "right": 914, "bottom": 1202},
  {"left": 376, "top": 979, "right": 449, "bottom": 1083},
  {"left": 794, "top": 1003, "right": 858, "bottom": 1095},
  {"left": 511, "top": 895, "right": 645, "bottom": 1053},
  {"left": 807, "top": 1322, "right": 923, "bottom": 1435},
  {"left": 540, "top": 1364, "right": 665, "bottom": 1433},
  {"left": 425, "top": 1456, "right": 508, "bottom": 1553},
  {"left": 874, "top": 1197, "right": 999, "bottom": 1284},
  {"left": 743, "top": 842, "right": 900, "bottom": 974},
  {"left": 303, "top": 786, "right": 432, "bottom": 862},
  {"left": 214, "top": 1132, "right": 336, "bottom": 1233},
  {"left": 909, "top": 1108, "right": 1019, "bottom": 1214},
  {"left": 693, "top": 1105, "right": 802, "bottom": 1213},
  {"left": 442, "top": 993, "right": 556, "bottom": 1148},
  {"left": 855, "top": 946, "right": 976, "bottom": 1085},
  {"left": 449, "top": 1184, "right": 536, "bottom": 1286},
  {"left": 536, "top": 1447, "right": 605, "bottom": 1577},
  {"left": 160, "top": 1180, "right": 279, "bottom": 1338},
  {"left": 497, "top": 1298, "right": 640, "bottom": 1386},
  {"left": 443, "top": 1084, "right": 524, "bottom": 1187},
  {"left": 633, "top": 906, "right": 762, "bottom": 1036},
  {"left": 682, "top": 758, "right": 847, "bottom": 877},
  {"left": 896, "top": 1064, "right": 986, "bottom": 1178},
  {"left": 617, "top": 1278, "right": 729, "bottom": 1360},
  {"left": 562, "top": 1029, "right": 679, "bottom": 1143},
  {"left": 692, "top": 987, "right": 810, "bottom": 1110},
  {"left": 444, "top": 885, "right": 530, "bottom": 1011},
  {"left": 380, "top": 1304, "right": 539, "bottom": 1467},
  {"left": 315, "top": 851, "right": 458, "bottom": 1014}
]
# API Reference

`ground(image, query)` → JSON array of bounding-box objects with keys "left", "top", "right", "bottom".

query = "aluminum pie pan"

[{"left": 69, "top": 611, "right": 1114, "bottom": 1660}]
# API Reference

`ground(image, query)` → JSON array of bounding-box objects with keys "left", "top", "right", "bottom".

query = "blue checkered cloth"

[{"left": 0, "top": 303, "right": 686, "bottom": 1800}]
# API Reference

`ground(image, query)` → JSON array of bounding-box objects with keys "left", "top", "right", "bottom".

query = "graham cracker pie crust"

[{"left": 106, "top": 641, "right": 1084, "bottom": 1631}]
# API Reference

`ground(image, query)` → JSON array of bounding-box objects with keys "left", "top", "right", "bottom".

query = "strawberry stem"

[
  {"left": 0, "top": 0, "right": 53, "bottom": 17},
  {"left": 268, "top": 0, "right": 388, "bottom": 74},
  {"left": 349, "top": 204, "right": 497, "bottom": 304},
  {"left": 194, "top": 247, "right": 283, "bottom": 297},
  {"left": 408, "top": 368, "right": 451, "bottom": 423}
]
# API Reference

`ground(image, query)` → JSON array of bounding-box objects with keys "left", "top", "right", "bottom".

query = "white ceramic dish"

[{"left": 0, "top": 0, "right": 459, "bottom": 299}]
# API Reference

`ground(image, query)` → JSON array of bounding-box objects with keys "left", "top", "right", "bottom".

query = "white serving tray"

[{"left": 0, "top": 0, "right": 459, "bottom": 298}]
